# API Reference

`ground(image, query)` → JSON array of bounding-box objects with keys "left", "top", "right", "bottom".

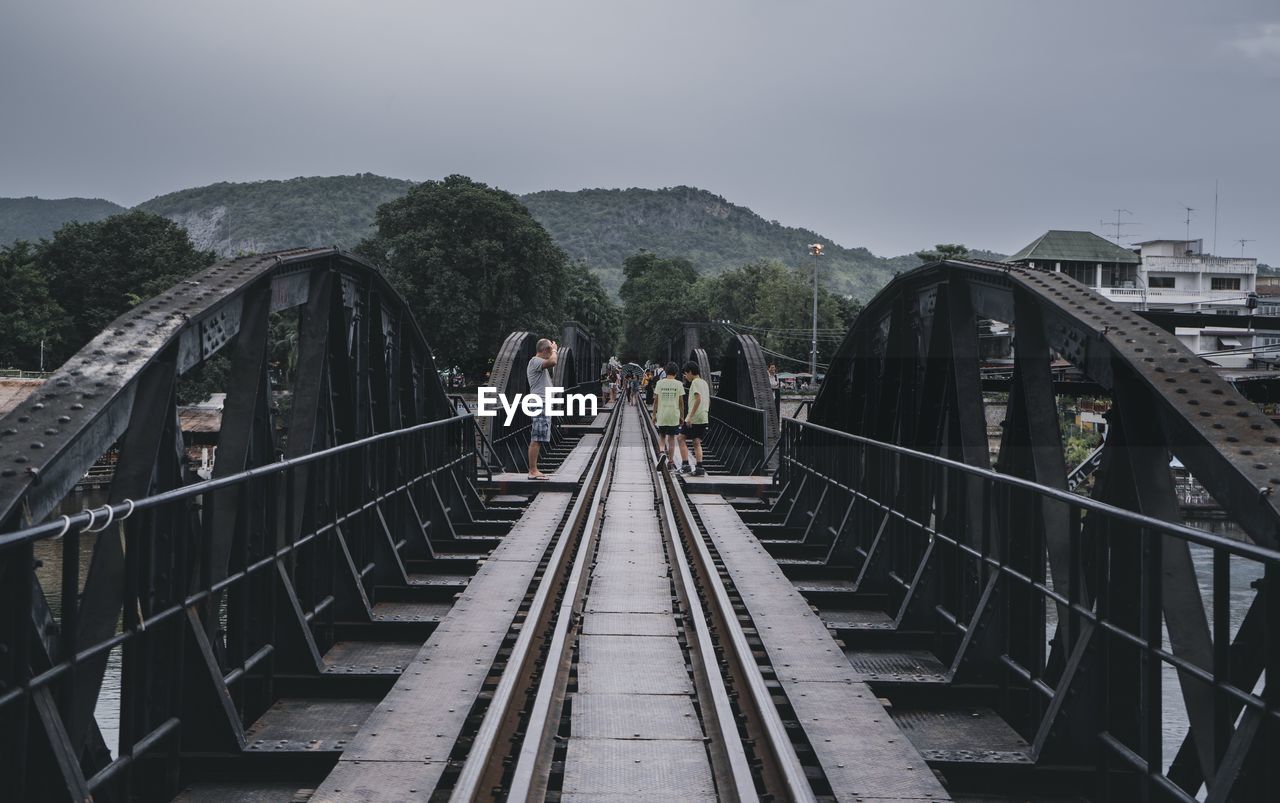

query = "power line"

[{"left": 718, "top": 323, "right": 830, "bottom": 370}]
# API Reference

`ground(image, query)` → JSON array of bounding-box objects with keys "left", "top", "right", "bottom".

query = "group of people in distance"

[{"left": 525, "top": 342, "right": 712, "bottom": 480}]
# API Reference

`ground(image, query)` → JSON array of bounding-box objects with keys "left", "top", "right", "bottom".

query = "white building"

[
  {"left": 1126, "top": 239, "right": 1256, "bottom": 315},
  {"left": 1007, "top": 230, "right": 1268, "bottom": 368}
]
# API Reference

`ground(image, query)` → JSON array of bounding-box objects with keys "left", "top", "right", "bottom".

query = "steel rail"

[
  {"left": 447, "top": 403, "right": 621, "bottom": 801},
  {"left": 503, "top": 407, "right": 620, "bottom": 799},
  {"left": 641, "top": 409, "right": 763, "bottom": 800},
  {"left": 641, "top": 411, "right": 817, "bottom": 802}
]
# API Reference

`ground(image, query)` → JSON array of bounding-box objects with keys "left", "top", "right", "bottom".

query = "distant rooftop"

[{"left": 1006, "top": 230, "right": 1141, "bottom": 265}]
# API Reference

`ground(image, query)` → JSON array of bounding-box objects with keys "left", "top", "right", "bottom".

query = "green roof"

[{"left": 1006, "top": 230, "right": 1140, "bottom": 265}]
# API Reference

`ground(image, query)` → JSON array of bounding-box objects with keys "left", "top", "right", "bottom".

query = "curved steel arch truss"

[
  {"left": 486, "top": 325, "right": 607, "bottom": 471},
  {"left": 802, "top": 260, "right": 1280, "bottom": 794},
  {"left": 486, "top": 331, "right": 539, "bottom": 471},
  {"left": 0, "top": 248, "right": 471, "bottom": 800},
  {"left": 812, "top": 260, "right": 1280, "bottom": 545},
  {"left": 0, "top": 248, "right": 452, "bottom": 529}
]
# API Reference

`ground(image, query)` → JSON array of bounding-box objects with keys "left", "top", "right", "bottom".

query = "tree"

[
  {"left": 564, "top": 260, "right": 621, "bottom": 356},
  {"left": 0, "top": 241, "right": 69, "bottom": 370},
  {"left": 915, "top": 243, "right": 971, "bottom": 264},
  {"left": 37, "top": 211, "right": 217, "bottom": 364},
  {"left": 357, "top": 175, "right": 571, "bottom": 376},
  {"left": 696, "top": 260, "right": 854, "bottom": 370},
  {"left": 618, "top": 252, "right": 700, "bottom": 360}
]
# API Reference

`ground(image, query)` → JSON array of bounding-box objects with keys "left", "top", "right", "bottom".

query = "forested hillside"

[
  {"left": 135, "top": 174, "right": 415, "bottom": 255},
  {"left": 522, "top": 186, "right": 916, "bottom": 298},
  {"left": 0, "top": 197, "right": 127, "bottom": 244},
  {"left": 3, "top": 177, "right": 1002, "bottom": 302}
]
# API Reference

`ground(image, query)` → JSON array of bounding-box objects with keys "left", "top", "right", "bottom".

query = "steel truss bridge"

[{"left": 0, "top": 251, "right": 1276, "bottom": 801}]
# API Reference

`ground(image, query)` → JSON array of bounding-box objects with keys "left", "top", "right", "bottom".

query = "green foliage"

[
  {"left": 0, "top": 242, "right": 69, "bottom": 369},
  {"left": 357, "top": 175, "right": 613, "bottom": 377},
  {"left": 564, "top": 260, "right": 621, "bottom": 356},
  {"left": 618, "top": 252, "right": 701, "bottom": 360},
  {"left": 523, "top": 186, "right": 908, "bottom": 300},
  {"left": 0, "top": 197, "right": 126, "bottom": 246},
  {"left": 36, "top": 211, "right": 217, "bottom": 364},
  {"left": 1064, "top": 431, "right": 1102, "bottom": 469},
  {"left": 1058, "top": 399, "right": 1105, "bottom": 472},
  {"left": 176, "top": 353, "right": 230, "bottom": 406},
  {"left": 915, "top": 243, "right": 972, "bottom": 263},
  {"left": 137, "top": 174, "right": 416, "bottom": 256},
  {"left": 697, "top": 260, "right": 859, "bottom": 370}
]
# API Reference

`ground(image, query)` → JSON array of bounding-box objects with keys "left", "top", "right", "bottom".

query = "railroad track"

[{"left": 437, "top": 405, "right": 828, "bottom": 801}]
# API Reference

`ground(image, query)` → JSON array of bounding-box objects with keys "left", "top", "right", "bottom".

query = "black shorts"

[
  {"left": 683, "top": 423, "right": 709, "bottom": 441},
  {"left": 657, "top": 425, "right": 681, "bottom": 435}
]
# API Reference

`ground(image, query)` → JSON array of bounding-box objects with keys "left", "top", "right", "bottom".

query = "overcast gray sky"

[{"left": 2, "top": 0, "right": 1277, "bottom": 262}]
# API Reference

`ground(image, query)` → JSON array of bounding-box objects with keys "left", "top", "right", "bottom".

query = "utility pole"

[{"left": 808, "top": 243, "right": 824, "bottom": 380}]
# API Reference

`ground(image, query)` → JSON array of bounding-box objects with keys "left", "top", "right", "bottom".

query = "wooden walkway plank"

[
  {"left": 691, "top": 494, "right": 952, "bottom": 802},
  {"left": 311, "top": 490, "right": 573, "bottom": 802}
]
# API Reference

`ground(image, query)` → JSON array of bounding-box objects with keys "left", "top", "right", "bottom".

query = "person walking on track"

[
  {"left": 652, "top": 361, "right": 685, "bottom": 469},
  {"left": 526, "top": 338, "right": 558, "bottom": 480},
  {"left": 682, "top": 360, "right": 710, "bottom": 476}
]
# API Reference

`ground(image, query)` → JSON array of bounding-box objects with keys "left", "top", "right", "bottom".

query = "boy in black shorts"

[
  {"left": 682, "top": 361, "right": 710, "bottom": 476},
  {"left": 652, "top": 361, "right": 686, "bottom": 468}
]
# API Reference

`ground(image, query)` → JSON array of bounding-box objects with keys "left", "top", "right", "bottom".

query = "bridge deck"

[
  {"left": 483, "top": 432, "right": 602, "bottom": 492},
  {"left": 692, "top": 493, "right": 951, "bottom": 801},
  {"left": 313, "top": 490, "right": 572, "bottom": 802},
  {"left": 563, "top": 414, "right": 717, "bottom": 800},
  {"left": 313, "top": 414, "right": 945, "bottom": 801}
]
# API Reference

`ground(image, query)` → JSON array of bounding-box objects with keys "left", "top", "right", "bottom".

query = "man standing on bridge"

[{"left": 526, "top": 338, "right": 558, "bottom": 480}]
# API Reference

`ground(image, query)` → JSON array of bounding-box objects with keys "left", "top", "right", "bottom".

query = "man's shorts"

[
  {"left": 683, "top": 422, "right": 709, "bottom": 441},
  {"left": 530, "top": 414, "right": 551, "bottom": 443},
  {"left": 657, "top": 425, "right": 681, "bottom": 435}
]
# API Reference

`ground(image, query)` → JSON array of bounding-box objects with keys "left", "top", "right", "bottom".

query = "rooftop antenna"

[
  {"left": 1236, "top": 238, "right": 1254, "bottom": 257},
  {"left": 1100, "top": 208, "right": 1139, "bottom": 245},
  {"left": 1179, "top": 203, "right": 1196, "bottom": 253},
  {"left": 1213, "top": 180, "right": 1219, "bottom": 256}
]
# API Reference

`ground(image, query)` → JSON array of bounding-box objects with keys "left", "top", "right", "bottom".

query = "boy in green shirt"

[
  {"left": 682, "top": 360, "right": 711, "bottom": 476},
  {"left": 652, "top": 361, "right": 686, "bottom": 469}
]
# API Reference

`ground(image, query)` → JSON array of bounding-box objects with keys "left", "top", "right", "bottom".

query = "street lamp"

[{"left": 807, "top": 244, "right": 824, "bottom": 380}]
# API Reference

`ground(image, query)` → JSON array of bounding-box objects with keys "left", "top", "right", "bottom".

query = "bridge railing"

[
  {"left": 0, "top": 414, "right": 480, "bottom": 801},
  {"left": 706, "top": 396, "right": 767, "bottom": 475},
  {"left": 775, "top": 416, "right": 1278, "bottom": 800}
]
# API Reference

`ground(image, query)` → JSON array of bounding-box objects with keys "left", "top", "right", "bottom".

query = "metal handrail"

[
  {"left": 778, "top": 416, "right": 1280, "bottom": 562},
  {"left": 0, "top": 413, "right": 480, "bottom": 550}
]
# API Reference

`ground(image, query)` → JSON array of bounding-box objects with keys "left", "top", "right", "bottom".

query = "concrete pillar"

[{"left": 1095, "top": 263, "right": 1103, "bottom": 288}]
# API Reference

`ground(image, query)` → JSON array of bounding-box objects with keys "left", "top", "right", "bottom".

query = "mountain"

[
  {"left": 523, "top": 186, "right": 915, "bottom": 298},
  {"left": 3, "top": 176, "right": 1002, "bottom": 301},
  {"left": 135, "top": 174, "right": 415, "bottom": 255},
  {"left": 0, "top": 197, "right": 127, "bottom": 244}
]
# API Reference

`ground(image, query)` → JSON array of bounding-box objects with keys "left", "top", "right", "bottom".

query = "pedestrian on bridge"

[
  {"left": 652, "top": 361, "right": 685, "bottom": 469},
  {"left": 526, "top": 338, "right": 558, "bottom": 480},
  {"left": 682, "top": 360, "right": 710, "bottom": 476}
]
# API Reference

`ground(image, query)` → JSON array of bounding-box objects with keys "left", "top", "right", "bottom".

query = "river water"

[{"left": 32, "top": 489, "right": 123, "bottom": 755}]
